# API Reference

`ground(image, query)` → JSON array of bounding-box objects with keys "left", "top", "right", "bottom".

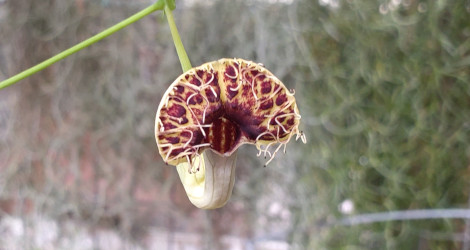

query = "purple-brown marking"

[
  {"left": 156, "top": 58, "right": 302, "bottom": 166},
  {"left": 261, "top": 81, "right": 272, "bottom": 94},
  {"left": 166, "top": 137, "right": 180, "bottom": 144},
  {"left": 259, "top": 99, "right": 273, "bottom": 110},
  {"left": 168, "top": 104, "right": 186, "bottom": 117},
  {"left": 276, "top": 94, "right": 287, "bottom": 106}
]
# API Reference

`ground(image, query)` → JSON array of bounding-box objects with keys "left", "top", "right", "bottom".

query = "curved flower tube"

[{"left": 155, "top": 58, "right": 306, "bottom": 209}]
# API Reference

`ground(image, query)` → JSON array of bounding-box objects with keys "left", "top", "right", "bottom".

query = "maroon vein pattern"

[{"left": 155, "top": 58, "right": 303, "bottom": 166}]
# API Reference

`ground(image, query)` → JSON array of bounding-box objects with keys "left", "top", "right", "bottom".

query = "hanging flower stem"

[{"left": 164, "top": 3, "right": 192, "bottom": 72}]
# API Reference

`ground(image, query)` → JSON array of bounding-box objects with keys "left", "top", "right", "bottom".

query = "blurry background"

[{"left": 0, "top": 0, "right": 469, "bottom": 249}]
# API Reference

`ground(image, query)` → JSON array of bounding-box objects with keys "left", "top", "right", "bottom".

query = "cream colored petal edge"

[{"left": 176, "top": 150, "right": 237, "bottom": 209}]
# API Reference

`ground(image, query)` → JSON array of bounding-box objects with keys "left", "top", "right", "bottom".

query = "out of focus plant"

[{"left": 290, "top": 0, "right": 470, "bottom": 248}]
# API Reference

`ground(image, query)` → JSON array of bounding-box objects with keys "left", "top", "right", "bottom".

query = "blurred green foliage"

[{"left": 291, "top": 0, "right": 470, "bottom": 248}]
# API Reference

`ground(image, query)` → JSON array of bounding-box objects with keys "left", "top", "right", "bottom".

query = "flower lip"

[{"left": 155, "top": 58, "right": 305, "bottom": 167}]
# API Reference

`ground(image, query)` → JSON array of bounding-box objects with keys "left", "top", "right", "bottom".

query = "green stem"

[
  {"left": 0, "top": 1, "right": 165, "bottom": 90},
  {"left": 165, "top": 4, "right": 192, "bottom": 72}
]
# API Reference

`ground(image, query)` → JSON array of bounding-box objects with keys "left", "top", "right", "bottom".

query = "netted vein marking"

[
  {"left": 157, "top": 58, "right": 306, "bottom": 168},
  {"left": 225, "top": 63, "right": 238, "bottom": 79}
]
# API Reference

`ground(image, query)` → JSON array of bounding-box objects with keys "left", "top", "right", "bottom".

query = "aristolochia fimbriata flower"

[{"left": 155, "top": 58, "right": 306, "bottom": 209}]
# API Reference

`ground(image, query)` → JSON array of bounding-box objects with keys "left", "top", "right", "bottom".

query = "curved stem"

[
  {"left": 165, "top": 4, "right": 192, "bottom": 72},
  {"left": 0, "top": 1, "right": 165, "bottom": 90}
]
